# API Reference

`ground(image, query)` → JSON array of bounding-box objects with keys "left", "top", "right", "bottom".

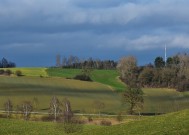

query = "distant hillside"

[
  {"left": 1, "top": 68, "right": 189, "bottom": 113},
  {"left": 46, "top": 68, "right": 126, "bottom": 91},
  {"left": 3, "top": 68, "right": 126, "bottom": 91},
  {"left": 2, "top": 67, "right": 48, "bottom": 77},
  {"left": 0, "top": 76, "right": 121, "bottom": 113}
]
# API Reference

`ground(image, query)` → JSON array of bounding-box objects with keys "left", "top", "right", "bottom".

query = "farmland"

[
  {"left": 46, "top": 68, "right": 126, "bottom": 91},
  {"left": 0, "top": 68, "right": 188, "bottom": 114},
  {"left": 0, "top": 76, "right": 121, "bottom": 113},
  {"left": 0, "top": 67, "right": 189, "bottom": 135},
  {"left": 3, "top": 68, "right": 48, "bottom": 77}
]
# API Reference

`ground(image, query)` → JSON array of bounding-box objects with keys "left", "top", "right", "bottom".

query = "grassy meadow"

[
  {"left": 81, "top": 109, "right": 189, "bottom": 135},
  {"left": 0, "top": 67, "right": 188, "bottom": 114},
  {"left": 0, "top": 67, "right": 189, "bottom": 135},
  {"left": 143, "top": 88, "right": 189, "bottom": 113},
  {"left": 4, "top": 68, "right": 126, "bottom": 91},
  {"left": 0, "top": 76, "right": 121, "bottom": 113},
  {"left": 0, "top": 109, "right": 188, "bottom": 135},
  {"left": 46, "top": 68, "right": 126, "bottom": 91}
]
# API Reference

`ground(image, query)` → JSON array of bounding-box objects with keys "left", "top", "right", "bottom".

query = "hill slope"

[
  {"left": 0, "top": 110, "right": 188, "bottom": 135},
  {"left": 1, "top": 68, "right": 189, "bottom": 113},
  {"left": 82, "top": 109, "right": 189, "bottom": 135},
  {"left": 4, "top": 68, "right": 126, "bottom": 91},
  {"left": 46, "top": 68, "right": 126, "bottom": 91},
  {"left": 0, "top": 76, "right": 121, "bottom": 113}
]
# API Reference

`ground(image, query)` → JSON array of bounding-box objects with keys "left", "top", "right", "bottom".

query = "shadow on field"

[{"left": 139, "top": 113, "right": 164, "bottom": 116}]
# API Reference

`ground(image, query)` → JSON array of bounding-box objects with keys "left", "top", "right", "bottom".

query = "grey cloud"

[
  {"left": 96, "top": 33, "right": 189, "bottom": 50},
  {"left": 0, "top": 0, "right": 189, "bottom": 66},
  {"left": 1, "top": 0, "right": 189, "bottom": 25}
]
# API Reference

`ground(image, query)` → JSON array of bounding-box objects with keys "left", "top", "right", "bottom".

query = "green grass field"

[
  {"left": 0, "top": 76, "right": 188, "bottom": 114},
  {"left": 0, "top": 109, "right": 188, "bottom": 135},
  {"left": 0, "top": 67, "right": 189, "bottom": 135},
  {"left": 143, "top": 88, "right": 189, "bottom": 113},
  {"left": 81, "top": 109, "right": 189, "bottom": 135},
  {"left": 5, "top": 68, "right": 126, "bottom": 91},
  {"left": 0, "top": 76, "right": 121, "bottom": 113},
  {"left": 46, "top": 68, "right": 126, "bottom": 91},
  {"left": 0, "top": 68, "right": 189, "bottom": 114}
]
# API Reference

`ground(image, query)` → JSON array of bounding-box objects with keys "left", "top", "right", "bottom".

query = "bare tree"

[
  {"left": 4, "top": 99, "right": 13, "bottom": 118},
  {"left": 93, "top": 100, "right": 105, "bottom": 116},
  {"left": 177, "top": 53, "right": 189, "bottom": 79},
  {"left": 62, "top": 98, "right": 73, "bottom": 123},
  {"left": 49, "top": 96, "right": 62, "bottom": 122},
  {"left": 32, "top": 97, "right": 39, "bottom": 110},
  {"left": 56, "top": 54, "right": 61, "bottom": 67},
  {"left": 68, "top": 55, "right": 74, "bottom": 66},
  {"left": 117, "top": 56, "right": 137, "bottom": 83},
  {"left": 62, "top": 57, "right": 67, "bottom": 67},
  {"left": 18, "top": 101, "right": 33, "bottom": 120}
]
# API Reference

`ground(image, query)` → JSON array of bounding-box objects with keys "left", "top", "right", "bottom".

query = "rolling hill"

[
  {"left": 81, "top": 109, "right": 189, "bottom": 135},
  {"left": 0, "top": 68, "right": 189, "bottom": 113},
  {"left": 0, "top": 109, "right": 188, "bottom": 135}
]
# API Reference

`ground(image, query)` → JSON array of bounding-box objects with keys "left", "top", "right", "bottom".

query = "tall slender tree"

[
  {"left": 49, "top": 96, "right": 62, "bottom": 121},
  {"left": 4, "top": 99, "right": 13, "bottom": 118},
  {"left": 62, "top": 98, "right": 73, "bottom": 123},
  {"left": 17, "top": 101, "right": 33, "bottom": 120},
  {"left": 56, "top": 54, "right": 61, "bottom": 67}
]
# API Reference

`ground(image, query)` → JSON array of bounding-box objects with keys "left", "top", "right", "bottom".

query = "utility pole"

[{"left": 165, "top": 44, "right": 167, "bottom": 66}]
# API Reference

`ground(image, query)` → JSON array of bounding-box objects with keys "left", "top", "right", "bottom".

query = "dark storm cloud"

[{"left": 0, "top": 0, "right": 189, "bottom": 66}]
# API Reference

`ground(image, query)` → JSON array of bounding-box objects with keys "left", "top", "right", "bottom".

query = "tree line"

[
  {"left": 3, "top": 97, "right": 73, "bottom": 121},
  {"left": 117, "top": 53, "right": 189, "bottom": 92},
  {"left": 0, "top": 58, "right": 16, "bottom": 68},
  {"left": 55, "top": 55, "right": 117, "bottom": 69},
  {"left": 2, "top": 97, "right": 112, "bottom": 132}
]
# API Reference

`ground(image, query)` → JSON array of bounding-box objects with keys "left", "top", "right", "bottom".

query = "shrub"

[
  {"left": 15, "top": 70, "right": 22, "bottom": 76},
  {"left": 100, "top": 120, "right": 112, "bottom": 126},
  {"left": 0, "top": 69, "right": 5, "bottom": 75},
  {"left": 87, "top": 116, "right": 93, "bottom": 122},
  {"left": 41, "top": 115, "right": 55, "bottom": 122},
  {"left": 57, "top": 117, "right": 84, "bottom": 134},
  {"left": 177, "top": 80, "right": 189, "bottom": 92},
  {"left": 4, "top": 69, "right": 12, "bottom": 76},
  {"left": 63, "top": 122, "right": 83, "bottom": 134},
  {"left": 74, "top": 74, "right": 92, "bottom": 81},
  {"left": 71, "top": 117, "right": 86, "bottom": 124},
  {"left": 116, "top": 112, "right": 124, "bottom": 122}
]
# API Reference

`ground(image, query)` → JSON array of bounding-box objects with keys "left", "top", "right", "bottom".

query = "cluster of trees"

[
  {"left": 3, "top": 97, "right": 73, "bottom": 122},
  {"left": 49, "top": 96, "right": 73, "bottom": 122},
  {"left": 3, "top": 97, "right": 84, "bottom": 133},
  {"left": 117, "top": 53, "right": 189, "bottom": 92},
  {"left": 4, "top": 99, "right": 32, "bottom": 120},
  {"left": 3, "top": 97, "right": 108, "bottom": 120},
  {"left": 56, "top": 55, "right": 117, "bottom": 69},
  {"left": 0, "top": 58, "right": 16, "bottom": 68}
]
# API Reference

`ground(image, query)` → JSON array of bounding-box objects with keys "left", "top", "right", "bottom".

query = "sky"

[{"left": 0, "top": 0, "right": 189, "bottom": 67}]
